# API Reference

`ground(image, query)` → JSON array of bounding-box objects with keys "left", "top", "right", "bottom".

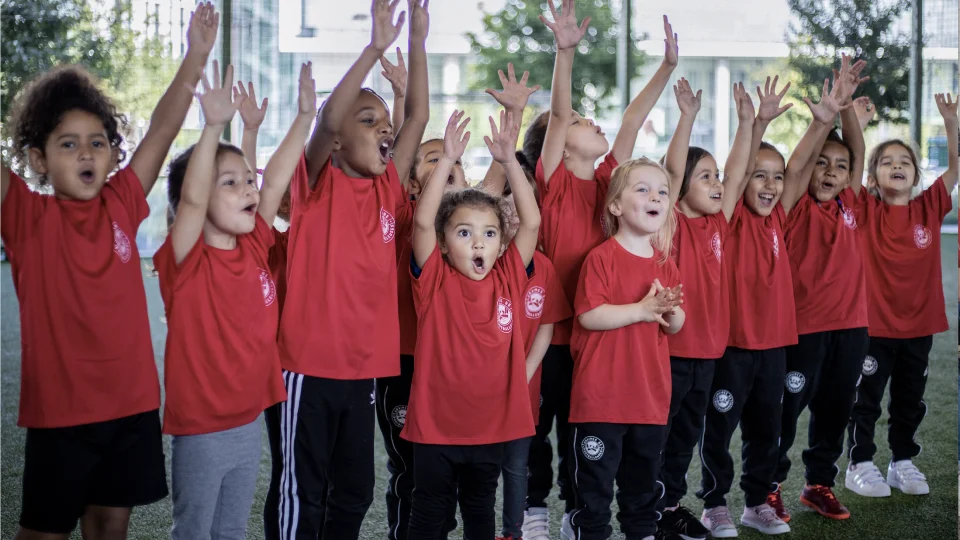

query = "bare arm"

[
  {"left": 936, "top": 93, "right": 959, "bottom": 194},
  {"left": 380, "top": 48, "right": 407, "bottom": 133},
  {"left": 720, "top": 84, "right": 756, "bottom": 221},
  {"left": 539, "top": 0, "right": 589, "bottom": 182},
  {"left": 525, "top": 323, "right": 553, "bottom": 382},
  {"left": 661, "top": 306, "right": 685, "bottom": 335},
  {"left": 236, "top": 81, "right": 268, "bottom": 172},
  {"left": 130, "top": 3, "right": 219, "bottom": 195},
  {"left": 612, "top": 15, "right": 678, "bottom": 164},
  {"left": 391, "top": 1, "right": 430, "bottom": 186},
  {"left": 487, "top": 111, "right": 540, "bottom": 266},
  {"left": 579, "top": 281, "right": 682, "bottom": 331},
  {"left": 663, "top": 78, "right": 701, "bottom": 207},
  {"left": 305, "top": 0, "right": 405, "bottom": 185},
  {"left": 412, "top": 111, "right": 470, "bottom": 268},
  {"left": 259, "top": 63, "right": 317, "bottom": 226}
]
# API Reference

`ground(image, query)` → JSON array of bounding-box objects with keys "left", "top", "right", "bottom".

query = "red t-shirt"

[
  {"left": 278, "top": 155, "right": 405, "bottom": 379},
  {"left": 724, "top": 201, "right": 797, "bottom": 349},
  {"left": 1, "top": 169, "right": 159, "bottom": 428},
  {"left": 268, "top": 227, "right": 289, "bottom": 318},
  {"left": 668, "top": 211, "right": 729, "bottom": 359},
  {"left": 154, "top": 215, "right": 286, "bottom": 435},
  {"left": 785, "top": 189, "right": 868, "bottom": 335},
  {"left": 535, "top": 154, "right": 618, "bottom": 345},
  {"left": 570, "top": 238, "right": 679, "bottom": 425},
  {"left": 523, "top": 251, "right": 574, "bottom": 424},
  {"left": 402, "top": 243, "right": 535, "bottom": 445},
  {"left": 395, "top": 198, "right": 417, "bottom": 357},
  {"left": 858, "top": 177, "right": 951, "bottom": 338}
]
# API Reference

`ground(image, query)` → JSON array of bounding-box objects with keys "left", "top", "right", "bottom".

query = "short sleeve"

[
  {"left": 385, "top": 160, "right": 406, "bottom": 214},
  {"left": 0, "top": 172, "right": 44, "bottom": 258},
  {"left": 103, "top": 167, "right": 149, "bottom": 226},
  {"left": 541, "top": 258, "right": 574, "bottom": 325},
  {"left": 241, "top": 213, "right": 276, "bottom": 261},
  {"left": 269, "top": 229, "right": 288, "bottom": 273},
  {"left": 535, "top": 157, "right": 572, "bottom": 210},
  {"left": 291, "top": 152, "right": 319, "bottom": 215},
  {"left": 784, "top": 193, "right": 812, "bottom": 233},
  {"left": 594, "top": 153, "right": 619, "bottom": 200},
  {"left": 574, "top": 248, "right": 610, "bottom": 316},
  {"left": 410, "top": 246, "right": 444, "bottom": 317},
  {"left": 772, "top": 200, "right": 787, "bottom": 229},
  {"left": 661, "top": 257, "right": 681, "bottom": 289},
  {"left": 497, "top": 242, "right": 531, "bottom": 298},
  {"left": 920, "top": 176, "right": 953, "bottom": 221},
  {"left": 153, "top": 235, "right": 205, "bottom": 306},
  {"left": 395, "top": 198, "right": 417, "bottom": 248}
]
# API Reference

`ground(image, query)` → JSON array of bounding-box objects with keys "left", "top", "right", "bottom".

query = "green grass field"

[{"left": 1, "top": 237, "right": 957, "bottom": 539}]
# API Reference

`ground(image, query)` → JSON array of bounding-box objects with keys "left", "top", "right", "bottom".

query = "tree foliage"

[
  {"left": 786, "top": 0, "right": 912, "bottom": 125},
  {"left": 466, "top": 0, "right": 648, "bottom": 115}
]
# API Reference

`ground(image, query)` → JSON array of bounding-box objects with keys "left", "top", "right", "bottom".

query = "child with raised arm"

[
  {"left": 403, "top": 110, "right": 540, "bottom": 539},
  {"left": 772, "top": 56, "right": 871, "bottom": 521},
  {"left": 846, "top": 92, "right": 958, "bottom": 498},
  {"left": 567, "top": 157, "right": 684, "bottom": 540},
  {"left": 266, "top": 1, "right": 431, "bottom": 538},
  {"left": 653, "top": 78, "right": 755, "bottom": 540},
  {"left": 0, "top": 4, "right": 218, "bottom": 538},
  {"left": 521, "top": 8, "right": 681, "bottom": 535},
  {"left": 155, "top": 60, "right": 315, "bottom": 538}
]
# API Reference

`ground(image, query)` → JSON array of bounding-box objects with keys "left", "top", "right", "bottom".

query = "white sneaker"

[
  {"left": 740, "top": 504, "right": 790, "bottom": 535},
  {"left": 560, "top": 512, "right": 575, "bottom": 540},
  {"left": 521, "top": 507, "right": 551, "bottom": 540},
  {"left": 845, "top": 461, "right": 891, "bottom": 497},
  {"left": 701, "top": 506, "right": 738, "bottom": 538},
  {"left": 887, "top": 460, "right": 930, "bottom": 495}
]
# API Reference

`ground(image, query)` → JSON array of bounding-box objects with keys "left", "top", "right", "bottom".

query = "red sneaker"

[
  {"left": 801, "top": 484, "right": 851, "bottom": 520},
  {"left": 766, "top": 484, "right": 791, "bottom": 523}
]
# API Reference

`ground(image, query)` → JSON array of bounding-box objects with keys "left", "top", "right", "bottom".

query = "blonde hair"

[
  {"left": 866, "top": 139, "right": 923, "bottom": 200},
  {"left": 603, "top": 157, "right": 677, "bottom": 265}
]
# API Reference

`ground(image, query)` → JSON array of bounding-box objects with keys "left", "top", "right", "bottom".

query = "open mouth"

[
  {"left": 595, "top": 126, "right": 603, "bottom": 135},
  {"left": 758, "top": 193, "right": 775, "bottom": 207},
  {"left": 646, "top": 210, "right": 660, "bottom": 217},
  {"left": 378, "top": 137, "right": 395, "bottom": 164},
  {"left": 242, "top": 203, "right": 257, "bottom": 215},
  {"left": 78, "top": 169, "right": 95, "bottom": 185},
  {"left": 709, "top": 193, "right": 722, "bottom": 201},
  {"left": 472, "top": 256, "right": 485, "bottom": 273},
  {"left": 891, "top": 171, "right": 906, "bottom": 181}
]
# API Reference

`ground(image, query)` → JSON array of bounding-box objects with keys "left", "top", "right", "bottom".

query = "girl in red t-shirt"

[
  {"left": 403, "top": 109, "right": 540, "bottom": 539},
  {"left": 846, "top": 92, "right": 958, "bottom": 499},
  {"left": 568, "top": 158, "right": 684, "bottom": 540},
  {"left": 155, "top": 60, "right": 314, "bottom": 538},
  {"left": 653, "top": 78, "right": 755, "bottom": 539},
  {"left": 521, "top": 6, "right": 681, "bottom": 531},
  {"left": 0, "top": 4, "right": 219, "bottom": 536}
]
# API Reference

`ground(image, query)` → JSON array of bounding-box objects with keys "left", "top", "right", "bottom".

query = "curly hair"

[
  {"left": 166, "top": 142, "right": 245, "bottom": 213},
  {"left": 8, "top": 65, "right": 129, "bottom": 181},
  {"left": 435, "top": 188, "right": 507, "bottom": 243}
]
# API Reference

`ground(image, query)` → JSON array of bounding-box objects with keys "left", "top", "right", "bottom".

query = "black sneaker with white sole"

[{"left": 659, "top": 506, "right": 710, "bottom": 540}]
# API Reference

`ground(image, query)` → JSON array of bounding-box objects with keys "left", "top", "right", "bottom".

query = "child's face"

[
  {"left": 744, "top": 148, "right": 785, "bottom": 217},
  {"left": 30, "top": 109, "right": 118, "bottom": 201},
  {"left": 565, "top": 111, "right": 609, "bottom": 161},
  {"left": 610, "top": 166, "right": 670, "bottom": 235},
  {"left": 872, "top": 143, "right": 918, "bottom": 196},
  {"left": 810, "top": 142, "right": 851, "bottom": 202},
  {"left": 679, "top": 155, "right": 723, "bottom": 217},
  {"left": 440, "top": 205, "right": 502, "bottom": 281},
  {"left": 410, "top": 139, "right": 467, "bottom": 197},
  {"left": 207, "top": 152, "right": 260, "bottom": 236},
  {"left": 335, "top": 91, "right": 394, "bottom": 178}
]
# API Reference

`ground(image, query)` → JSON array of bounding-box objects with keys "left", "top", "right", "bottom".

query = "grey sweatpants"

[{"left": 171, "top": 417, "right": 262, "bottom": 540}]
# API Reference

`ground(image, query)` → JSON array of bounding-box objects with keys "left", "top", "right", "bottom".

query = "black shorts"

[{"left": 20, "top": 409, "right": 168, "bottom": 534}]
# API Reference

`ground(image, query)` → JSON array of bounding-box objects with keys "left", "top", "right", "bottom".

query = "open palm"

[
  {"left": 541, "top": 0, "right": 590, "bottom": 50},
  {"left": 195, "top": 61, "right": 239, "bottom": 127}
]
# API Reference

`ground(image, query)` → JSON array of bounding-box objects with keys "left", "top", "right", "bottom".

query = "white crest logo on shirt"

[
  {"left": 380, "top": 207, "right": 396, "bottom": 243},
  {"left": 842, "top": 207, "right": 857, "bottom": 230},
  {"left": 581, "top": 436, "right": 605, "bottom": 460},
  {"left": 496, "top": 296, "right": 514, "bottom": 333},
  {"left": 258, "top": 268, "right": 277, "bottom": 307},
  {"left": 770, "top": 229, "right": 780, "bottom": 260},
  {"left": 713, "top": 390, "right": 734, "bottom": 413},
  {"left": 785, "top": 371, "right": 806, "bottom": 394},
  {"left": 862, "top": 356, "right": 878, "bottom": 376},
  {"left": 710, "top": 232, "right": 722, "bottom": 263},
  {"left": 525, "top": 286, "right": 545, "bottom": 319},
  {"left": 112, "top": 222, "right": 131, "bottom": 263},
  {"left": 913, "top": 224, "right": 931, "bottom": 249},
  {"left": 391, "top": 405, "right": 407, "bottom": 428}
]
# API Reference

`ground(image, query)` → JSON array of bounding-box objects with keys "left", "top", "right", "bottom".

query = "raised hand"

[
  {"left": 756, "top": 75, "right": 792, "bottom": 123},
  {"left": 371, "top": 0, "right": 406, "bottom": 53},
  {"left": 662, "top": 15, "right": 679, "bottom": 67},
  {"left": 804, "top": 78, "right": 850, "bottom": 125},
  {"left": 379, "top": 48, "right": 407, "bottom": 96},
  {"left": 935, "top": 93, "right": 959, "bottom": 125},
  {"left": 187, "top": 2, "right": 219, "bottom": 57},
  {"left": 483, "top": 110, "right": 521, "bottom": 164},
  {"left": 192, "top": 60, "right": 239, "bottom": 127},
  {"left": 540, "top": 0, "right": 590, "bottom": 50},
  {"left": 443, "top": 110, "right": 471, "bottom": 161},
  {"left": 297, "top": 62, "right": 318, "bottom": 117},
  {"left": 733, "top": 82, "right": 755, "bottom": 123},
  {"left": 235, "top": 81, "right": 268, "bottom": 131},
  {"left": 831, "top": 53, "right": 869, "bottom": 105},
  {"left": 674, "top": 77, "right": 701, "bottom": 117},
  {"left": 485, "top": 63, "right": 541, "bottom": 116},
  {"left": 853, "top": 96, "right": 876, "bottom": 129},
  {"left": 409, "top": 0, "right": 429, "bottom": 41}
]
